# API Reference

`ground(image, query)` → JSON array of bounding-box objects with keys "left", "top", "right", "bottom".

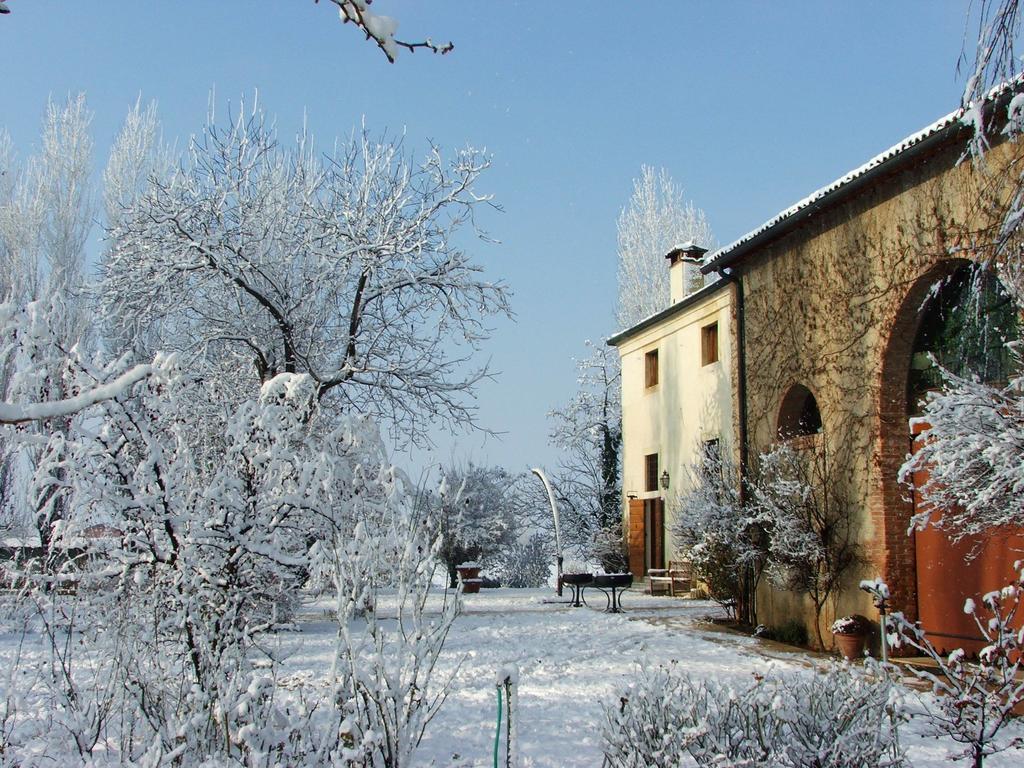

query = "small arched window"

[{"left": 777, "top": 383, "right": 822, "bottom": 439}]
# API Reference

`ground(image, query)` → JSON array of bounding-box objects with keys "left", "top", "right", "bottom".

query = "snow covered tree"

[
  {"left": 671, "top": 441, "right": 762, "bottom": 619},
  {"left": 434, "top": 463, "right": 520, "bottom": 587},
  {"left": 615, "top": 166, "right": 715, "bottom": 329},
  {"left": 548, "top": 341, "right": 625, "bottom": 572},
  {"left": 0, "top": 95, "right": 95, "bottom": 554},
  {"left": 752, "top": 443, "right": 860, "bottom": 649},
  {"left": 101, "top": 98, "right": 511, "bottom": 446}
]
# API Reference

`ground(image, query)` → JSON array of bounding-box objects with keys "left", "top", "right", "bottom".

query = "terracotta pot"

[
  {"left": 834, "top": 632, "right": 867, "bottom": 660},
  {"left": 457, "top": 566, "right": 482, "bottom": 593}
]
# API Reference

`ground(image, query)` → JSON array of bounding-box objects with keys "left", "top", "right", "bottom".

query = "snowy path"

[{"left": 275, "top": 588, "right": 1022, "bottom": 767}]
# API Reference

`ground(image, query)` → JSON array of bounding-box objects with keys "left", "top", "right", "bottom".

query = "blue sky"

[{"left": 0, "top": 1, "right": 978, "bottom": 475}]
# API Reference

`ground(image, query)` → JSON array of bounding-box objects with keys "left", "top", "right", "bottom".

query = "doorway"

[{"left": 627, "top": 497, "right": 665, "bottom": 576}]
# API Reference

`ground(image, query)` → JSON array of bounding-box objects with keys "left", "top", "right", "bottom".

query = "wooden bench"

[{"left": 647, "top": 561, "right": 693, "bottom": 597}]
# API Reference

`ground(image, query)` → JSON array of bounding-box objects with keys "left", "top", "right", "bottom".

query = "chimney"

[{"left": 665, "top": 241, "right": 708, "bottom": 303}]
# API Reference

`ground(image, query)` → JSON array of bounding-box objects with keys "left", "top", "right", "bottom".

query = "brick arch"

[{"left": 872, "top": 258, "right": 970, "bottom": 621}]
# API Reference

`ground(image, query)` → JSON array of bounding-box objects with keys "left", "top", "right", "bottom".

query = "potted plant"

[
  {"left": 830, "top": 614, "right": 872, "bottom": 660},
  {"left": 456, "top": 561, "right": 482, "bottom": 594}
]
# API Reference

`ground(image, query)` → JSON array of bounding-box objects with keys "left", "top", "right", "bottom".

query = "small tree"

[
  {"left": 671, "top": 441, "right": 763, "bottom": 619},
  {"left": 435, "top": 463, "right": 519, "bottom": 586},
  {"left": 752, "top": 442, "right": 860, "bottom": 649},
  {"left": 548, "top": 341, "right": 625, "bottom": 572}
]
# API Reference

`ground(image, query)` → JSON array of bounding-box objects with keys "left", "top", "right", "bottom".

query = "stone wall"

[{"left": 738, "top": 132, "right": 1021, "bottom": 645}]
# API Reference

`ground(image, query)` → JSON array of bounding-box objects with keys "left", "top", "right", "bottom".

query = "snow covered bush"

[
  {"left": 671, "top": 442, "right": 759, "bottom": 618},
  {"left": 601, "top": 661, "right": 905, "bottom": 768},
  {"left": 499, "top": 533, "right": 552, "bottom": 588},
  {"left": 887, "top": 568, "right": 1024, "bottom": 768},
  {"left": 751, "top": 443, "right": 860, "bottom": 649},
  {"left": 434, "top": 463, "right": 520, "bottom": 587},
  {"left": 2, "top": 361, "right": 454, "bottom": 766}
]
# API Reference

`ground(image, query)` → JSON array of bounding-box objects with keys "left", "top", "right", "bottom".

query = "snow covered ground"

[{"left": 271, "top": 587, "right": 1023, "bottom": 767}]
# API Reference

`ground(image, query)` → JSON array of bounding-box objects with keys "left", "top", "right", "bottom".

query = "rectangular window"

[
  {"left": 644, "top": 349, "right": 659, "bottom": 388},
  {"left": 701, "top": 322, "right": 719, "bottom": 366},
  {"left": 644, "top": 453, "right": 659, "bottom": 492}
]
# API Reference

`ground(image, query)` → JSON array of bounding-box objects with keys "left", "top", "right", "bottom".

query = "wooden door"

[
  {"left": 644, "top": 498, "right": 665, "bottom": 574},
  {"left": 628, "top": 498, "right": 645, "bottom": 577},
  {"left": 912, "top": 422, "right": 1024, "bottom": 655}
]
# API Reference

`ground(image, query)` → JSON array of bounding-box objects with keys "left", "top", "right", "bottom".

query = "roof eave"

[
  {"left": 701, "top": 119, "right": 968, "bottom": 275},
  {"left": 607, "top": 280, "right": 731, "bottom": 347}
]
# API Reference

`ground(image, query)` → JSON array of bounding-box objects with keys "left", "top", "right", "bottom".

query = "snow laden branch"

[
  {"left": 102, "top": 100, "right": 510, "bottom": 445},
  {"left": 0, "top": 2, "right": 452, "bottom": 63},
  {"left": 0, "top": 362, "right": 153, "bottom": 424},
  {"left": 321, "top": 0, "right": 454, "bottom": 63},
  {"left": 902, "top": 359, "right": 1024, "bottom": 538},
  {"left": 962, "top": 0, "right": 1023, "bottom": 140},
  {"left": 0, "top": 298, "right": 155, "bottom": 426}
]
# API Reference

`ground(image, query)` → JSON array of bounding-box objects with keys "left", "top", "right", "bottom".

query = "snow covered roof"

[
  {"left": 702, "top": 103, "right": 972, "bottom": 274},
  {"left": 607, "top": 278, "right": 729, "bottom": 347}
]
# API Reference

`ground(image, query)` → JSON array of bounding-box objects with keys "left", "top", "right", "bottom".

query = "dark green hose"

[{"left": 493, "top": 684, "right": 503, "bottom": 768}]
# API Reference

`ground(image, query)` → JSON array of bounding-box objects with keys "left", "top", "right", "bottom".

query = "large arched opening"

[{"left": 878, "top": 259, "right": 1020, "bottom": 651}]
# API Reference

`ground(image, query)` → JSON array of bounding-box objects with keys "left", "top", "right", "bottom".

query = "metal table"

[
  {"left": 590, "top": 573, "right": 633, "bottom": 613},
  {"left": 561, "top": 573, "right": 594, "bottom": 607}
]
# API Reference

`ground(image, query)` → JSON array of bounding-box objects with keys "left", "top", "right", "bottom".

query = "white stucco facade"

[{"left": 610, "top": 279, "right": 735, "bottom": 569}]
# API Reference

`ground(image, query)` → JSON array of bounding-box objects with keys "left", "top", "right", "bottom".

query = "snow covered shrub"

[
  {"left": 887, "top": 568, "right": 1024, "bottom": 767},
  {"left": 13, "top": 366, "right": 434, "bottom": 765},
  {"left": 500, "top": 533, "right": 552, "bottom": 588},
  {"left": 601, "top": 661, "right": 905, "bottom": 767},
  {"left": 751, "top": 443, "right": 860, "bottom": 649},
  {"left": 434, "top": 463, "right": 520, "bottom": 587},
  {"left": 328, "top": 474, "right": 461, "bottom": 768},
  {"left": 671, "top": 442, "right": 759, "bottom": 619}
]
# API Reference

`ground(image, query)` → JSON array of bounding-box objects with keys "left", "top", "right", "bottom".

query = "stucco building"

[
  {"left": 612, "top": 93, "right": 1022, "bottom": 648},
  {"left": 608, "top": 245, "right": 736, "bottom": 579}
]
